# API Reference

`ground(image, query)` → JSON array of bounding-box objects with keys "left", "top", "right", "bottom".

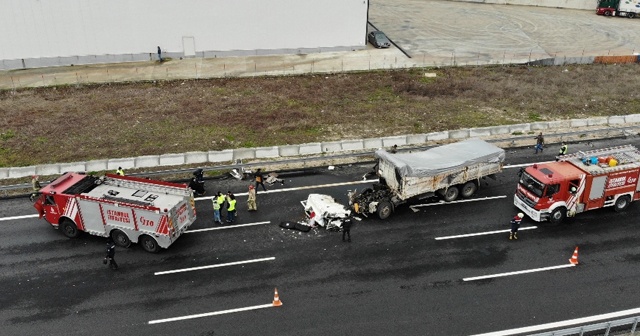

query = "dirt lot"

[{"left": 1, "top": 63, "right": 639, "bottom": 168}]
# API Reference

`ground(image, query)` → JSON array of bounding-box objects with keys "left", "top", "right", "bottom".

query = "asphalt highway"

[{"left": 1, "top": 137, "right": 639, "bottom": 336}]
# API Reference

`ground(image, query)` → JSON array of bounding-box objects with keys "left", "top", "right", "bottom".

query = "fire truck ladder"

[
  {"left": 558, "top": 144, "right": 640, "bottom": 166},
  {"left": 104, "top": 177, "right": 190, "bottom": 196}
]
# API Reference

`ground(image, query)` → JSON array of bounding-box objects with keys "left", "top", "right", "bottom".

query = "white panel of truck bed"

[{"left": 375, "top": 138, "right": 505, "bottom": 177}]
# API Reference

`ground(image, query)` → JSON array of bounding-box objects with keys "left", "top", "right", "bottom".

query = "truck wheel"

[
  {"left": 604, "top": 10, "right": 612, "bottom": 16},
  {"left": 377, "top": 201, "right": 392, "bottom": 220},
  {"left": 442, "top": 187, "right": 459, "bottom": 202},
  {"left": 60, "top": 219, "right": 80, "bottom": 238},
  {"left": 549, "top": 207, "right": 566, "bottom": 225},
  {"left": 628, "top": 12, "right": 635, "bottom": 18},
  {"left": 139, "top": 235, "right": 160, "bottom": 253},
  {"left": 460, "top": 181, "right": 477, "bottom": 198},
  {"left": 111, "top": 229, "right": 131, "bottom": 248},
  {"left": 614, "top": 196, "right": 631, "bottom": 212}
]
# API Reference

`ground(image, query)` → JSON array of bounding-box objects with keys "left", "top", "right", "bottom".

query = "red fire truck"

[
  {"left": 514, "top": 145, "right": 640, "bottom": 224},
  {"left": 34, "top": 172, "right": 197, "bottom": 252}
]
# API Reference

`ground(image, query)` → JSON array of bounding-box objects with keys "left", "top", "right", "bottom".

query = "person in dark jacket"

[
  {"left": 342, "top": 217, "right": 353, "bottom": 242},
  {"left": 254, "top": 168, "right": 267, "bottom": 192},
  {"left": 105, "top": 239, "right": 118, "bottom": 270},
  {"left": 534, "top": 133, "right": 544, "bottom": 154},
  {"left": 509, "top": 213, "right": 524, "bottom": 240}
]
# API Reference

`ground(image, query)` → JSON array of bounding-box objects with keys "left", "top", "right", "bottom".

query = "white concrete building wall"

[{"left": 0, "top": 0, "right": 368, "bottom": 69}]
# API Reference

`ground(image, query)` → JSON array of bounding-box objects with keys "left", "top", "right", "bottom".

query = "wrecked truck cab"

[{"left": 301, "top": 193, "right": 351, "bottom": 231}]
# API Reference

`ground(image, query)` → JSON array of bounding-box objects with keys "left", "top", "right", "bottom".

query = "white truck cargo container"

[{"left": 349, "top": 138, "right": 505, "bottom": 219}]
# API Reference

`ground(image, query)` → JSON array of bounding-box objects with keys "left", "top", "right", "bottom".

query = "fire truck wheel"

[
  {"left": 377, "top": 201, "right": 392, "bottom": 220},
  {"left": 614, "top": 196, "right": 631, "bottom": 212},
  {"left": 441, "top": 187, "right": 459, "bottom": 202},
  {"left": 60, "top": 219, "right": 79, "bottom": 238},
  {"left": 460, "top": 181, "right": 478, "bottom": 198},
  {"left": 549, "top": 207, "right": 566, "bottom": 225},
  {"left": 111, "top": 230, "right": 131, "bottom": 248},
  {"left": 139, "top": 235, "right": 160, "bottom": 253},
  {"left": 604, "top": 10, "right": 612, "bottom": 16}
]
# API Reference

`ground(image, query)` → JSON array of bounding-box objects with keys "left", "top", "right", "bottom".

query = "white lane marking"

[
  {"left": 154, "top": 257, "right": 276, "bottom": 276},
  {"left": 0, "top": 214, "right": 39, "bottom": 222},
  {"left": 434, "top": 226, "right": 538, "bottom": 240},
  {"left": 410, "top": 195, "right": 507, "bottom": 212},
  {"left": 148, "top": 303, "right": 274, "bottom": 324},
  {"left": 462, "top": 264, "right": 575, "bottom": 282},
  {"left": 504, "top": 161, "right": 552, "bottom": 169},
  {"left": 469, "top": 307, "right": 640, "bottom": 336},
  {"left": 185, "top": 221, "right": 271, "bottom": 233},
  {"left": 193, "top": 179, "right": 379, "bottom": 201}
]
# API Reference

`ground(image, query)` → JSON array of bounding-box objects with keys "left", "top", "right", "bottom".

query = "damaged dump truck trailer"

[{"left": 349, "top": 138, "right": 505, "bottom": 220}]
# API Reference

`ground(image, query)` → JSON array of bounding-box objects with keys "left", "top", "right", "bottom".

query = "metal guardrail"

[
  {"left": 1, "top": 124, "right": 638, "bottom": 198},
  {"left": 530, "top": 315, "right": 639, "bottom": 336}
]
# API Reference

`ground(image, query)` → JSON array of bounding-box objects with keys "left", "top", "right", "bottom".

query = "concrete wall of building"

[{"left": 0, "top": 0, "right": 368, "bottom": 69}]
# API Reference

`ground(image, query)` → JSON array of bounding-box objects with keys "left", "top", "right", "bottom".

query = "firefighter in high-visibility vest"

[
  {"left": 226, "top": 193, "right": 237, "bottom": 223},
  {"left": 116, "top": 167, "right": 125, "bottom": 176},
  {"left": 216, "top": 191, "right": 226, "bottom": 214},
  {"left": 556, "top": 143, "right": 568, "bottom": 161},
  {"left": 559, "top": 143, "right": 568, "bottom": 156},
  {"left": 212, "top": 197, "right": 222, "bottom": 225}
]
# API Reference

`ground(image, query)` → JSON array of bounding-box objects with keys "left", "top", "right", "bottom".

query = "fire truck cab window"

[
  {"left": 545, "top": 184, "right": 560, "bottom": 197},
  {"left": 569, "top": 180, "right": 580, "bottom": 193},
  {"left": 45, "top": 195, "right": 55, "bottom": 205}
]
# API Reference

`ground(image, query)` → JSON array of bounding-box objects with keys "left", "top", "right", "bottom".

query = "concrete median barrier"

[
  {"left": 135, "top": 155, "right": 161, "bottom": 168},
  {"left": 1, "top": 114, "right": 640, "bottom": 180}
]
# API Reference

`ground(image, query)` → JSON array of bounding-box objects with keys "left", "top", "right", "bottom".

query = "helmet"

[
  {"left": 249, "top": 185, "right": 254, "bottom": 189},
  {"left": 517, "top": 213, "right": 524, "bottom": 219}
]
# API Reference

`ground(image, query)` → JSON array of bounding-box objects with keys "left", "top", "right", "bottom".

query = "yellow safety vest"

[
  {"left": 212, "top": 199, "right": 220, "bottom": 210},
  {"left": 116, "top": 169, "right": 125, "bottom": 176},
  {"left": 228, "top": 199, "right": 236, "bottom": 212},
  {"left": 217, "top": 195, "right": 226, "bottom": 205}
]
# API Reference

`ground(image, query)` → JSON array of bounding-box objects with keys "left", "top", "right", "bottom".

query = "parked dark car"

[{"left": 368, "top": 31, "right": 391, "bottom": 48}]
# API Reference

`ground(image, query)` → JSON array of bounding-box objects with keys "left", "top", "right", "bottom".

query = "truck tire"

[
  {"left": 111, "top": 229, "right": 131, "bottom": 248},
  {"left": 604, "top": 10, "right": 612, "bottom": 16},
  {"left": 460, "top": 181, "right": 477, "bottom": 198},
  {"left": 442, "top": 187, "right": 459, "bottom": 202},
  {"left": 60, "top": 219, "right": 80, "bottom": 238},
  {"left": 549, "top": 207, "right": 566, "bottom": 225},
  {"left": 377, "top": 201, "right": 392, "bottom": 220},
  {"left": 614, "top": 195, "right": 631, "bottom": 212},
  {"left": 628, "top": 12, "right": 635, "bottom": 18},
  {"left": 139, "top": 235, "right": 160, "bottom": 253}
]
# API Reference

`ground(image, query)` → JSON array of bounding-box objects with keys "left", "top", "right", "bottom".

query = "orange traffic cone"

[
  {"left": 272, "top": 288, "right": 283, "bottom": 307},
  {"left": 569, "top": 246, "right": 579, "bottom": 265}
]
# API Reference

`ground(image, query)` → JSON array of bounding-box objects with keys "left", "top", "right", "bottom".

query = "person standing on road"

[
  {"left": 104, "top": 239, "right": 118, "bottom": 270},
  {"left": 342, "top": 217, "right": 353, "bottom": 242},
  {"left": 534, "top": 132, "right": 544, "bottom": 154},
  {"left": 212, "top": 196, "right": 222, "bottom": 225},
  {"left": 216, "top": 191, "right": 226, "bottom": 215},
  {"left": 254, "top": 168, "right": 267, "bottom": 192},
  {"left": 116, "top": 167, "right": 125, "bottom": 176},
  {"left": 559, "top": 142, "right": 568, "bottom": 156},
  {"left": 247, "top": 185, "right": 257, "bottom": 211},
  {"left": 509, "top": 213, "right": 524, "bottom": 240},
  {"left": 226, "top": 193, "right": 237, "bottom": 223},
  {"left": 157, "top": 46, "right": 163, "bottom": 62}
]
